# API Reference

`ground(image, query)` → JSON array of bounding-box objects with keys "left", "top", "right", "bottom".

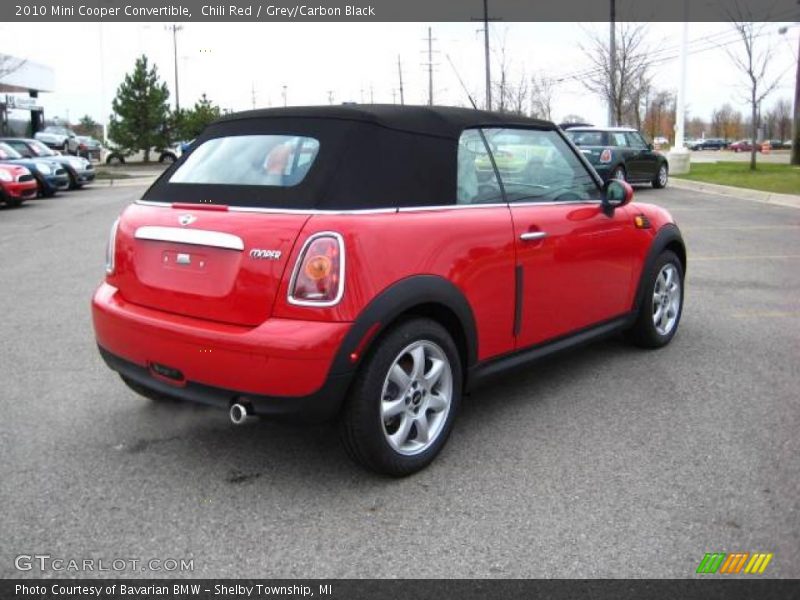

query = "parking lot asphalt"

[{"left": 1, "top": 183, "right": 798, "bottom": 579}]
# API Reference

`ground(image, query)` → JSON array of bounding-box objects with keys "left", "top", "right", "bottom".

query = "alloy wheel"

[
  {"left": 380, "top": 340, "right": 453, "bottom": 456},
  {"left": 658, "top": 165, "right": 668, "bottom": 187},
  {"left": 652, "top": 263, "right": 681, "bottom": 336}
]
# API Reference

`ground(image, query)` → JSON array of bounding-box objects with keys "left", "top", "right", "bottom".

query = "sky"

[{"left": 0, "top": 21, "right": 796, "bottom": 132}]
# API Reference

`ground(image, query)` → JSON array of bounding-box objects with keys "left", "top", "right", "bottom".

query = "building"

[{"left": 0, "top": 54, "right": 55, "bottom": 136}]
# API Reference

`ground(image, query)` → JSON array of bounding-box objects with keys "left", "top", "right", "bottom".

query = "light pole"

[
  {"left": 668, "top": 1, "right": 691, "bottom": 174},
  {"left": 779, "top": 25, "right": 800, "bottom": 165},
  {"left": 166, "top": 24, "right": 183, "bottom": 112}
]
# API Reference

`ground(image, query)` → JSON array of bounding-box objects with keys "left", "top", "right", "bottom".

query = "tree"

[
  {"left": 643, "top": 90, "right": 676, "bottom": 142},
  {"left": 765, "top": 98, "right": 792, "bottom": 141},
  {"left": 560, "top": 114, "right": 588, "bottom": 125},
  {"left": 580, "top": 24, "right": 652, "bottom": 127},
  {"left": 687, "top": 117, "right": 707, "bottom": 140},
  {"left": 529, "top": 74, "right": 555, "bottom": 121},
  {"left": 710, "top": 103, "right": 743, "bottom": 140},
  {"left": 175, "top": 93, "right": 222, "bottom": 140},
  {"left": 725, "top": 19, "right": 783, "bottom": 169},
  {"left": 0, "top": 54, "right": 26, "bottom": 81},
  {"left": 74, "top": 114, "right": 102, "bottom": 138},
  {"left": 108, "top": 55, "right": 171, "bottom": 162}
]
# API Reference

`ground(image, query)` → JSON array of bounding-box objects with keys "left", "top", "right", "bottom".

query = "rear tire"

[
  {"left": 339, "top": 318, "right": 462, "bottom": 476},
  {"left": 652, "top": 163, "right": 668, "bottom": 189},
  {"left": 627, "top": 250, "right": 684, "bottom": 348},
  {"left": 120, "top": 375, "right": 179, "bottom": 403}
]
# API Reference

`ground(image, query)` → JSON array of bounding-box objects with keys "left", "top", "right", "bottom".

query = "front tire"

[
  {"left": 627, "top": 250, "right": 684, "bottom": 348},
  {"left": 339, "top": 318, "right": 462, "bottom": 476}
]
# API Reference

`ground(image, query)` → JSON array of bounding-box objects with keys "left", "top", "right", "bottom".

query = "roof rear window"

[
  {"left": 169, "top": 135, "right": 320, "bottom": 187},
  {"left": 566, "top": 130, "right": 604, "bottom": 146}
]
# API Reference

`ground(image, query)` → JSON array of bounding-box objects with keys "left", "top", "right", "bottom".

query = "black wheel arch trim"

[
  {"left": 633, "top": 223, "right": 686, "bottom": 313},
  {"left": 329, "top": 275, "right": 479, "bottom": 378}
]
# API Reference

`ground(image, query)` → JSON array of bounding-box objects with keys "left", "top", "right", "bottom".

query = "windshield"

[
  {"left": 45, "top": 126, "right": 68, "bottom": 135},
  {"left": 169, "top": 135, "right": 320, "bottom": 187},
  {"left": 29, "top": 140, "right": 55, "bottom": 156},
  {"left": 0, "top": 143, "right": 23, "bottom": 160}
]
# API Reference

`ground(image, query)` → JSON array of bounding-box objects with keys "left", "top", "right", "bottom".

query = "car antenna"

[{"left": 445, "top": 53, "right": 478, "bottom": 110}]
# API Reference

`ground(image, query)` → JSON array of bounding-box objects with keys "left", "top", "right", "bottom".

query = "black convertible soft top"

[{"left": 143, "top": 105, "right": 556, "bottom": 210}]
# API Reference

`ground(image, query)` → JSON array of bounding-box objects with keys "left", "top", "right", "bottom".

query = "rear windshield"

[
  {"left": 169, "top": 135, "right": 320, "bottom": 187},
  {"left": 566, "top": 130, "right": 605, "bottom": 146}
]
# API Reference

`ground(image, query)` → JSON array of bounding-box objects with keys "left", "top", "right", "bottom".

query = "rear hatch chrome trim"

[{"left": 134, "top": 226, "right": 244, "bottom": 251}]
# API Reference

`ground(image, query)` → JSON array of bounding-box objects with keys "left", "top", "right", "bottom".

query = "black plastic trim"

[
  {"left": 632, "top": 223, "right": 685, "bottom": 313},
  {"left": 468, "top": 312, "right": 636, "bottom": 390},
  {"left": 329, "top": 275, "right": 479, "bottom": 377},
  {"left": 99, "top": 345, "right": 350, "bottom": 423},
  {"left": 513, "top": 265, "right": 523, "bottom": 336}
]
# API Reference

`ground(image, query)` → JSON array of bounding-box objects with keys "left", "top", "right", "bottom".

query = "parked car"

[
  {"left": 92, "top": 105, "right": 686, "bottom": 476},
  {"left": 34, "top": 125, "right": 81, "bottom": 154},
  {"left": 0, "top": 163, "right": 38, "bottom": 207},
  {"left": 729, "top": 139, "right": 763, "bottom": 153},
  {"left": 0, "top": 138, "right": 96, "bottom": 189},
  {"left": 0, "top": 142, "right": 69, "bottom": 196},
  {"left": 75, "top": 136, "right": 103, "bottom": 160},
  {"left": 689, "top": 138, "right": 728, "bottom": 150},
  {"left": 104, "top": 143, "right": 184, "bottom": 164},
  {"left": 765, "top": 139, "right": 790, "bottom": 150},
  {"left": 653, "top": 136, "right": 669, "bottom": 146},
  {"left": 563, "top": 125, "right": 670, "bottom": 188}
]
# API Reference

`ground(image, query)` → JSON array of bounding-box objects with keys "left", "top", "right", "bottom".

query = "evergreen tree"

[
  {"left": 108, "top": 55, "right": 170, "bottom": 162},
  {"left": 177, "top": 93, "right": 221, "bottom": 140}
]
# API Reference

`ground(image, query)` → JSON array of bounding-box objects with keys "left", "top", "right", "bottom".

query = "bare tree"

[
  {"left": 725, "top": 19, "right": 784, "bottom": 169},
  {"left": 505, "top": 70, "right": 529, "bottom": 116},
  {"left": 765, "top": 98, "right": 792, "bottom": 142},
  {"left": 711, "top": 103, "right": 744, "bottom": 140},
  {"left": 529, "top": 74, "right": 555, "bottom": 121},
  {"left": 0, "top": 54, "right": 26, "bottom": 82},
  {"left": 561, "top": 114, "right": 588, "bottom": 125},
  {"left": 580, "top": 24, "right": 652, "bottom": 127},
  {"left": 643, "top": 89, "right": 676, "bottom": 142}
]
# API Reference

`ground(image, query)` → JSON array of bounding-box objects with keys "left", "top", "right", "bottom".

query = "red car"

[
  {"left": 92, "top": 106, "right": 686, "bottom": 475},
  {"left": 729, "top": 139, "right": 763, "bottom": 153},
  {"left": 0, "top": 163, "right": 38, "bottom": 207}
]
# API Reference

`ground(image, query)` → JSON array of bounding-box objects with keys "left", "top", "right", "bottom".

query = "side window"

[
  {"left": 626, "top": 132, "right": 647, "bottom": 149},
  {"left": 479, "top": 128, "right": 601, "bottom": 203},
  {"left": 7, "top": 141, "right": 28, "bottom": 155},
  {"left": 456, "top": 129, "right": 504, "bottom": 205},
  {"left": 611, "top": 132, "right": 628, "bottom": 147}
]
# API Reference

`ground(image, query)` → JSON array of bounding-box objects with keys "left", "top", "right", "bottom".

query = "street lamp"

[{"left": 779, "top": 24, "right": 799, "bottom": 165}]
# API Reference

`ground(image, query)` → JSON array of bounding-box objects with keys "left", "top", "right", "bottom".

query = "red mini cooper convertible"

[{"left": 92, "top": 106, "right": 685, "bottom": 475}]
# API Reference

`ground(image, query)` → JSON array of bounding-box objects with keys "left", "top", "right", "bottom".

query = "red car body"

[
  {"left": 92, "top": 106, "right": 686, "bottom": 474},
  {"left": 0, "top": 163, "right": 38, "bottom": 207},
  {"left": 729, "top": 140, "right": 763, "bottom": 153}
]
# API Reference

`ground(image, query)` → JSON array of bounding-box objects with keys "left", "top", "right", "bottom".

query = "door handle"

[{"left": 520, "top": 231, "right": 548, "bottom": 241}]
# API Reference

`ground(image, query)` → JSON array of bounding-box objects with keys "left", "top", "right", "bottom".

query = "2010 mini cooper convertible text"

[{"left": 92, "top": 106, "right": 686, "bottom": 476}]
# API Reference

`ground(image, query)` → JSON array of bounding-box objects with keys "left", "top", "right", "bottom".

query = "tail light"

[
  {"left": 599, "top": 148, "right": 612, "bottom": 163},
  {"left": 105, "top": 217, "right": 120, "bottom": 275},
  {"left": 288, "top": 232, "right": 345, "bottom": 306}
]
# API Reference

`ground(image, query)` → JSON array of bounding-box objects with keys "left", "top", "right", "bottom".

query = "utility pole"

[
  {"left": 167, "top": 24, "right": 183, "bottom": 112},
  {"left": 425, "top": 27, "right": 436, "bottom": 106},
  {"left": 251, "top": 82, "right": 256, "bottom": 109},
  {"left": 608, "top": 0, "right": 615, "bottom": 126},
  {"left": 668, "top": 0, "right": 691, "bottom": 175},
  {"left": 782, "top": 25, "right": 800, "bottom": 165},
  {"left": 483, "top": 0, "right": 491, "bottom": 110},
  {"left": 397, "top": 55, "right": 405, "bottom": 105},
  {"left": 282, "top": 85, "right": 287, "bottom": 107},
  {"left": 370, "top": 84, "right": 374, "bottom": 104},
  {"left": 327, "top": 90, "right": 334, "bottom": 105}
]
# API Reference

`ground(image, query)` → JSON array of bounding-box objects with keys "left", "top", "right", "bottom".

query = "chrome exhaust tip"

[{"left": 229, "top": 402, "right": 253, "bottom": 425}]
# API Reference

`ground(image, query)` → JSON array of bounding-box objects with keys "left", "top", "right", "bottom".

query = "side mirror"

[{"left": 603, "top": 179, "right": 634, "bottom": 209}]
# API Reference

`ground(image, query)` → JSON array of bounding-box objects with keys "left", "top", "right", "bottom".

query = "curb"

[
  {"left": 671, "top": 178, "right": 800, "bottom": 209},
  {"left": 93, "top": 176, "right": 158, "bottom": 188}
]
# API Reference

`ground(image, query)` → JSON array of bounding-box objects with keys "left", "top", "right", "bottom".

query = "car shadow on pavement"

[{"left": 114, "top": 334, "right": 640, "bottom": 488}]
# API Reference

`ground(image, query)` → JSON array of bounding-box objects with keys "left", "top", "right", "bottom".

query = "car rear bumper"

[{"left": 92, "top": 282, "right": 354, "bottom": 421}]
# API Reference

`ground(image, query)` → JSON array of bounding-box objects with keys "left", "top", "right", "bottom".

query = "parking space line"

[
  {"left": 682, "top": 225, "right": 800, "bottom": 231},
  {"left": 731, "top": 310, "right": 800, "bottom": 318},
  {"left": 691, "top": 255, "right": 800, "bottom": 262}
]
